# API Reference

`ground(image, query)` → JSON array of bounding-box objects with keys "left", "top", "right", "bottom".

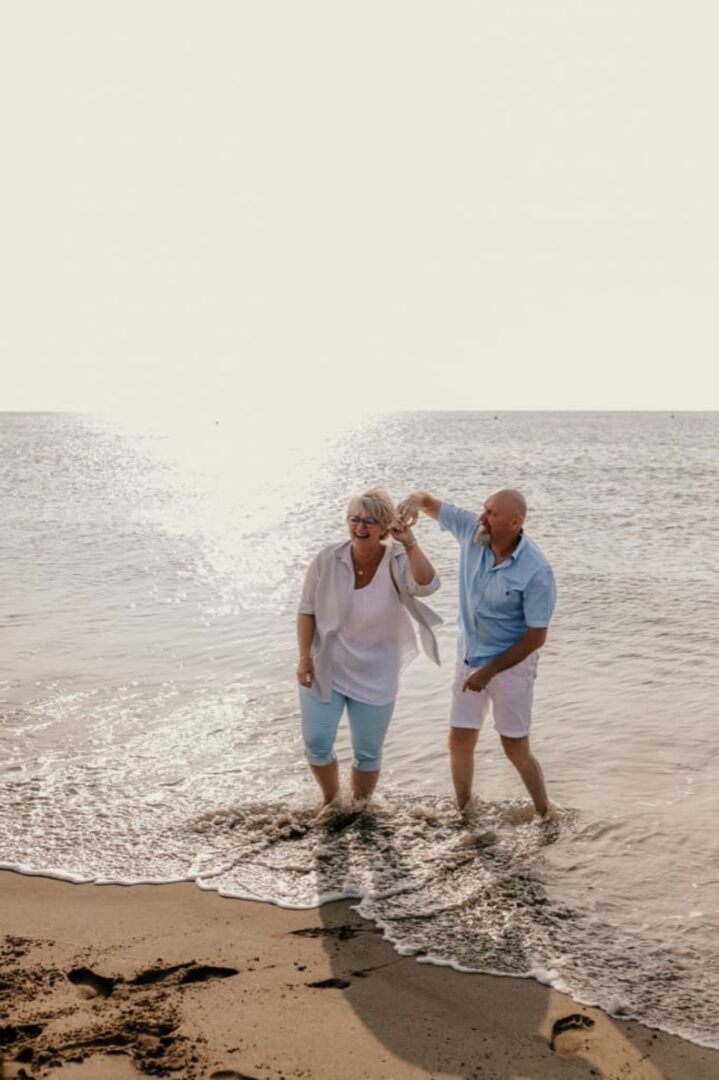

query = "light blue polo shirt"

[{"left": 439, "top": 501, "right": 556, "bottom": 666}]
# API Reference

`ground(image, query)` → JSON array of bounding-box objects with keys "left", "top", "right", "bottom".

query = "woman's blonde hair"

[{"left": 347, "top": 488, "right": 396, "bottom": 538}]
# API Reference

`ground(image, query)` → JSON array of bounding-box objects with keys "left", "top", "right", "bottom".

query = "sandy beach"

[
  {"left": 1, "top": 870, "right": 716, "bottom": 1080},
  {"left": 3, "top": 0, "right": 719, "bottom": 1067}
]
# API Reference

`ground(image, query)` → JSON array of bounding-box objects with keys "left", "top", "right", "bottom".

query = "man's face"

[{"left": 477, "top": 493, "right": 521, "bottom": 546}]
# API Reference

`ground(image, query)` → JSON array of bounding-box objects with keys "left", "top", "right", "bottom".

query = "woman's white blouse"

[
  {"left": 298, "top": 540, "right": 442, "bottom": 704},
  {"left": 329, "top": 551, "right": 405, "bottom": 705}
]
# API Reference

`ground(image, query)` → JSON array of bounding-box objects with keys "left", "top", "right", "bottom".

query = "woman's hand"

[
  {"left": 296, "top": 656, "right": 314, "bottom": 688},
  {"left": 389, "top": 519, "right": 417, "bottom": 549},
  {"left": 390, "top": 519, "right": 436, "bottom": 586}
]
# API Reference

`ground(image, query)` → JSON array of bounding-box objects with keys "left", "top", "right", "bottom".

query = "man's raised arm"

[{"left": 397, "top": 490, "right": 442, "bottom": 525}]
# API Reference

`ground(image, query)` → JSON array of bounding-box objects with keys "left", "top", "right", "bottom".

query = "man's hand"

[
  {"left": 296, "top": 656, "right": 314, "bottom": 687},
  {"left": 462, "top": 665, "right": 495, "bottom": 694},
  {"left": 396, "top": 493, "right": 422, "bottom": 527},
  {"left": 397, "top": 490, "right": 441, "bottom": 525}
]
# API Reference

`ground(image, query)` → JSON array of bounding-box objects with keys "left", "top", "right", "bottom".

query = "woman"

[{"left": 296, "top": 488, "right": 441, "bottom": 804}]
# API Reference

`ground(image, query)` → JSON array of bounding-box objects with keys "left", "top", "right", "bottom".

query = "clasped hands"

[
  {"left": 396, "top": 494, "right": 421, "bottom": 529},
  {"left": 391, "top": 494, "right": 423, "bottom": 546}
]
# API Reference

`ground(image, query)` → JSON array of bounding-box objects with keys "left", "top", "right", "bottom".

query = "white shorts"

[{"left": 450, "top": 653, "right": 539, "bottom": 738}]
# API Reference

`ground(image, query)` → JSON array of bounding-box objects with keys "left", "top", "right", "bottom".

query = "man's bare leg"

[
  {"left": 449, "top": 727, "right": 480, "bottom": 809},
  {"left": 310, "top": 761, "right": 340, "bottom": 805},
  {"left": 499, "top": 734, "right": 549, "bottom": 816}
]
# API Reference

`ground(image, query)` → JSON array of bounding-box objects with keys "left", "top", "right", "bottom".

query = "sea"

[{"left": 1, "top": 409, "right": 718, "bottom": 1049}]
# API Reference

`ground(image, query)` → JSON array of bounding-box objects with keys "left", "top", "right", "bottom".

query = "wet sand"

[{"left": 1, "top": 869, "right": 717, "bottom": 1080}]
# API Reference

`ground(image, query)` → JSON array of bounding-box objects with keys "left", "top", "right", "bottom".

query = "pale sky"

[{"left": 1, "top": 1, "right": 717, "bottom": 415}]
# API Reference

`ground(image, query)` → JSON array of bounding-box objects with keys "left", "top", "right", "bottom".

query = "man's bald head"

[{"left": 492, "top": 488, "right": 527, "bottom": 523}]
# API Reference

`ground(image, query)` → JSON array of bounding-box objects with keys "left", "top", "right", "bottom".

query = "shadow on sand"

[{"left": 296, "top": 802, "right": 693, "bottom": 1080}]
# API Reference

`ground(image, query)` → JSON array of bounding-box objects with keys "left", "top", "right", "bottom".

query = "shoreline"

[{"left": 1, "top": 869, "right": 717, "bottom": 1080}]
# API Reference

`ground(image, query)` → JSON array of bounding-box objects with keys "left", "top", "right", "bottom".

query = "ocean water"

[{"left": 1, "top": 409, "right": 718, "bottom": 1048}]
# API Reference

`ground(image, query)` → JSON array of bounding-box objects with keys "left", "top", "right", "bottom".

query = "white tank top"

[{"left": 329, "top": 550, "right": 405, "bottom": 705}]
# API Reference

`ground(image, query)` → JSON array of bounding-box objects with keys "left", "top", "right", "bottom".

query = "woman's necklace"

[{"left": 353, "top": 548, "right": 382, "bottom": 576}]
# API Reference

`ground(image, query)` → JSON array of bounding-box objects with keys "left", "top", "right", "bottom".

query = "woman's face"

[{"left": 346, "top": 504, "right": 384, "bottom": 545}]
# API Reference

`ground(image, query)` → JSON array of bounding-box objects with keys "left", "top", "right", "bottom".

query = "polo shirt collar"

[
  {"left": 510, "top": 529, "right": 527, "bottom": 560},
  {"left": 489, "top": 529, "right": 526, "bottom": 569}
]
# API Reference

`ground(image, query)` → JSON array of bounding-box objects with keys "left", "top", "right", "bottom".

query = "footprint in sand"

[
  {"left": 180, "top": 964, "right": 238, "bottom": 984},
  {"left": 291, "top": 924, "right": 365, "bottom": 941},
  {"left": 551, "top": 1012, "right": 596, "bottom": 1053},
  {"left": 67, "top": 967, "right": 118, "bottom": 998},
  {"left": 9, "top": 958, "right": 242, "bottom": 1077},
  {"left": 66, "top": 961, "right": 238, "bottom": 998},
  {"left": 129, "top": 962, "right": 188, "bottom": 985},
  {"left": 306, "top": 976, "right": 352, "bottom": 989},
  {"left": 210, "top": 1072, "right": 259, "bottom": 1079}
]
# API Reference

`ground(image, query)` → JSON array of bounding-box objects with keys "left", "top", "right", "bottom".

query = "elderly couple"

[{"left": 296, "top": 487, "right": 556, "bottom": 816}]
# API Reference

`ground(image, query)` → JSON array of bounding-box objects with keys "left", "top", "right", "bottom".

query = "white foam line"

[
  {"left": 0, "top": 863, "right": 195, "bottom": 888},
  {"left": 3, "top": 864, "right": 717, "bottom": 1051},
  {"left": 0, "top": 862, "right": 95, "bottom": 884}
]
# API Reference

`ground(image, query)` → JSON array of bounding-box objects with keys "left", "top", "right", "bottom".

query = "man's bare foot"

[{"left": 458, "top": 794, "right": 480, "bottom": 822}]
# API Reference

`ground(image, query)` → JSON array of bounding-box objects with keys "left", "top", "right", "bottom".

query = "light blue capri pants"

[{"left": 299, "top": 687, "right": 395, "bottom": 772}]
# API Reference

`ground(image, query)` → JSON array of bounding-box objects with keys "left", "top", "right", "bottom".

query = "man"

[{"left": 397, "top": 488, "right": 556, "bottom": 816}]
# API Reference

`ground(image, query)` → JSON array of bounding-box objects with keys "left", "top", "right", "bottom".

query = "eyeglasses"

[{"left": 347, "top": 515, "right": 379, "bottom": 527}]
